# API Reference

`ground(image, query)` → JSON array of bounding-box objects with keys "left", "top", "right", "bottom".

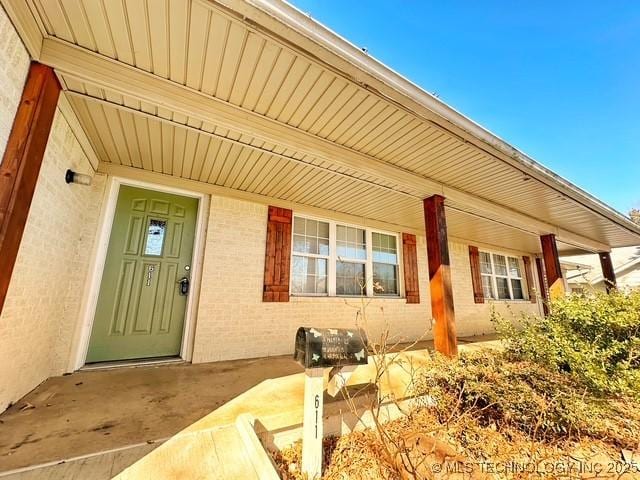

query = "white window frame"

[
  {"left": 370, "top": 231, "right": 402, "bottom": 297},
  {"left": 480, "top": 250, "right": 526, "bottom": 301},
  {"left": 335, "top": 224, "right": 368, "bottom": 296},
  {"left": 290, "top": 217, "right": 331, "bottom": 297},
  {"left": 290, "top": 214, "right": 402, "bottom": 298}
]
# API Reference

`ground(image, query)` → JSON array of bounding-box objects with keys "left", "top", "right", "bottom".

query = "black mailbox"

[{"left": 294, "top": 327, "right": 368, "bottom": 368}]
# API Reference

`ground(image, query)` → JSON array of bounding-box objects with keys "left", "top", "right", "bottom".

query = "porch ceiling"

[
  {"left": 64, "top": 84, "right": 568, "bottom": 255},
  {"left": 9, "top": 0, "right": 640, "bottom": 254}
]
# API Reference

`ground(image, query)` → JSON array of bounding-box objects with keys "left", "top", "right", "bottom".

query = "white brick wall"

[
  {"left": 192, "top": 195, "right": 542, "bottom": 363},
  {"left": 192, "top": 196, "right": 431, "bottom": 362},
  {"left": 449, "top": 242, "right": 541, "bottom": 336},
  {"left": 0, "top": 107, "right": 106, "bottom": 411},
  {"left": 0, "top": 4, "right": 29, "bottom": 160}
]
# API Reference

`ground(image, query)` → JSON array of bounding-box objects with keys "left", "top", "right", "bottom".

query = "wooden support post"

[
  {"left": 598, "top": 252, "right": 617, "bottom": 293},
  {"left": 540, "top": 234, "right": 565, "bottom": 300},
  {"left": 534, "top": 257, "right": 549, "bottom": 315},
  {"left": 301, "top": 367, "right": 324, "bottom": 479},
  {"left": 423, "top": 195, "right": 457, "bottom": 357},
  {"left": 0, "top": 62, "right": 60, "bottom": 313}
]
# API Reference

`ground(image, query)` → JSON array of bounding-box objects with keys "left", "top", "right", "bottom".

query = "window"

[
  {"left": 372, "top": 233, "right": 398, "bottom": 295},
  {"left": 291, "top": 215, "right": 400, "bottom": 297},
  {"left": 336, "top": 225, "right": 366, "bottom": 295},
  {"left": 144, "top": 218, "right": 167, "bottom": 256},
  {"left": 291, "top": 217, "right": 329, "bottom": 295},
  {"left": 479, "top": 251, "right": 525, "bottom": 300}
]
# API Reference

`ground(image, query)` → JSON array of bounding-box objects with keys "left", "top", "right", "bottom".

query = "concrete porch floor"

[
  {"left": 0, "top": 356, "right": 301, "bottom": 476},
  {"left": 0, "top": 335, "right": 497, "bottom": 479}
]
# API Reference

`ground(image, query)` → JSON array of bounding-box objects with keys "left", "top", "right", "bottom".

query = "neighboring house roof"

[
  {"left": 562, "top": 246, "right": 640, "bottom": 285},
  {"left": 560, "top": 260, "right": 593, "bottom": 271},
  {"left": 3, "top": 0, "right": 640, "bottom": 254},
  {"left": 589, "top": 256, "right": 640, "bottom": 284}
]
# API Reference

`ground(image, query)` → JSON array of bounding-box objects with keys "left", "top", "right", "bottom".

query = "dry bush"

[
  {"left": 415, "top": 350, "right": 640, "bottom": 450},
  {"left": 271, "top": 288, "right": 640, "bottom": 478},
  {"left": 273, "top": 405, "right": 640, "bottom": 479}
]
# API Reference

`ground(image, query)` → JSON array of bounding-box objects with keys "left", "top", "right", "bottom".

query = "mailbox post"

[
  {"left": 294, "top": 327, "right": 368, "bottom": 479},
  {"left": 302, "top": 367, "right": 324, "bottom": 478}
]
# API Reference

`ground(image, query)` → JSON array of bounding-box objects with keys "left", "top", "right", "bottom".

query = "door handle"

[{"left": 177, "top": 276, "right": 190, "bottom": 296}]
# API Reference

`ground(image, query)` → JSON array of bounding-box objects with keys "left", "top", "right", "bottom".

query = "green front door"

[{"left": 87, "top": 185, "right": 199, "bottom": 363}]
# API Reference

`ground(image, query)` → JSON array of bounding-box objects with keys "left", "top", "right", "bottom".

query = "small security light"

[{"left": 65, "top": 169, "right": 92, "bottom": 186}]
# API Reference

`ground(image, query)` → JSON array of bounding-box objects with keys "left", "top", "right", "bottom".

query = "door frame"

[{"left": 70, "top": 176, "right": 209, "bottom": 370}]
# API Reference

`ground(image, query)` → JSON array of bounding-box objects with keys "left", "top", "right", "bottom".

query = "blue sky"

[{"left": 291, "top": 1, "right": 640, "bottom": 215}]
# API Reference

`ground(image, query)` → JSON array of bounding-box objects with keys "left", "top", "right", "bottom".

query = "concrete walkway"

[
  {"left": 0, "top": 444, "right": 159, "bottom": 480},
  {"left": 0, "top": 356, "right": 300, "bottom": 476},
  {"left": 116, "top": 338, "right": 500, "bottom": 480},
  {"left": 0, "top": 335, "right": 498, "bottom": 479}
]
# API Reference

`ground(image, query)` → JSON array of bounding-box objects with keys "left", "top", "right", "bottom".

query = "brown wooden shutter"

[
  {"left": 263, "top": 206, "right": 292, "bottom": 302},
  {"left": 468, "top": 245, "right": 484, "bottom": 304},
  {"left": 402, "top": 233, "right": 420, "bottom": 304},
  {"left": 522, "top": 256, "right": 537, "bottom": 303}
]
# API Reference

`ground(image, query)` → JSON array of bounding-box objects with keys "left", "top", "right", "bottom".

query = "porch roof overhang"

[{"left": 4, "top": 0, "right": 640, "bottom": 255}]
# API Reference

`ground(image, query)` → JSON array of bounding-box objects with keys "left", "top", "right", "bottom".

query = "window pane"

[
  {"left": 291, "top": 256, "right": 327, "bottom": 294},
  {"left": 292, "top": 255, "right": 307, "bottom": 274},
  {"left": 318, "top": 221, "right": 329, "bottom": 239},
  {"left": 511, "top": 279, "right": 524, "bottom": 299},
  {"left": 336, "top": 225, "right": 366, "bottom": 260},
  {"left": 318, "top": 238, "right": 329, "bottom": 256},
  {"left": 480, "top": 252, "right": 492, "bottom": 274},
  {"left": 291, "top": 275, "right": 305, "bottom": 294},
  {"left": 336, "top": 261, "right": 365, "bottom": 296},
  {"left": 373, "top": 263, "right": 398, "bottom": 295},
  {"left": 481, "top": 275, "right": 494, "bottom": 299},
  {"left": 305, "top": 237, "right": 318, "bottom": 255},
  {"left": 496, "top": 277, "right": 510, "bottom": 299},
  {"left": 293, "top": 234, "right": 305, "bottom": 252},
  {"left": 291, "top": 256, "right": 307, "bottom": 293},
  {"left": 493, "top": 254, "right": 507, "bottom": 276},
  {"left": 306, "top": 219, "right": 317, "bottom": 236},
  {"left": 144, "top": 219, "right": 166, "bottom": 256},
  {"left": 372, "top": 233, "right": 398, "bottom": 265},
  {"left": 372, "top": 232, "right": 380, "bottom": 249},
  {"left": 508, "top": 257, "right": 521, "bottom": 278},
  {"left": 292, "top": 217, "right": 330, "bottom": 255},
  {"left": 293, "top": 217, "right": 305, "bottom": 234},
  {"left": 348, "top": 227, "right": 357, "bottom": 243}
]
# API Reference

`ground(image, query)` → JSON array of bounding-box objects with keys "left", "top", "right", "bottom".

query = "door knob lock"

[{"left": 177, "top": 276, "right": 190, "bottom": 295}]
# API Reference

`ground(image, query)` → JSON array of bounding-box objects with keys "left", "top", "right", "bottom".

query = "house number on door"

[{"left": 146, "top": 265, "right": 155, "bottom": 286}]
